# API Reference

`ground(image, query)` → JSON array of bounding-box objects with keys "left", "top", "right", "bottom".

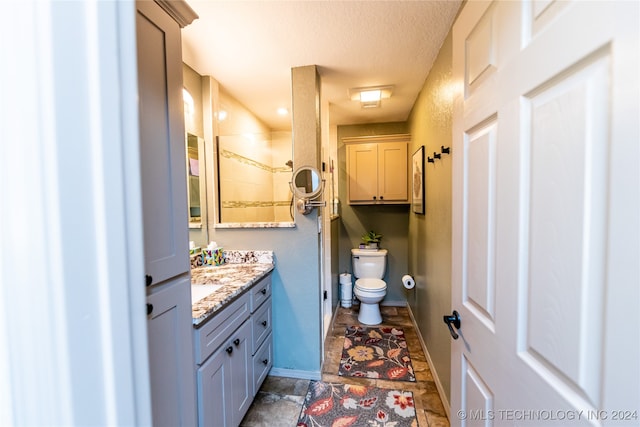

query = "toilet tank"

[{"left": 351, "top": 249, "right": 387, "bottom": 279}]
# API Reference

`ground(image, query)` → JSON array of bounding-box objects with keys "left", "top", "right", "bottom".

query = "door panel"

[
  {"left": 462, "top": 356, "right": 494, "bottom": 427},
  {"left": 452, "top": 1, "right": 639, "bottom": 425},
  {"left": 347, "top": 143, "right": 377, "bottom": 202},
  {"left": 520, "top": 51, "right": 610, "bottom": 405},
  {"left": 463, "top": 120, "right": 497, "bottom": 328},
  {"left": 378, "top": 142, "right": 408, "bottom": 201}
]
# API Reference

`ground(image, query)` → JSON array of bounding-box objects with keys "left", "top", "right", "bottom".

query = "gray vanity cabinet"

[
  {"left": 146, "top": 277, "right": 196, "bottom": 426},
  {"left": 197, "top": 319, "right": 253, "bottom": 427},
  {"left": 137, "top": 0, "right": 189, "bottom": 284},
  {"left": 136, "top": 1, "right": 198, "bottom": 426},
  {"left": 195, "top": 275, "right": 273, "bottom": 427}
]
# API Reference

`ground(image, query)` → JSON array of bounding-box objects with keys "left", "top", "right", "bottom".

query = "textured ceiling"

[{"left": 181, "top": 1, "right": 461, "bottom": 130}]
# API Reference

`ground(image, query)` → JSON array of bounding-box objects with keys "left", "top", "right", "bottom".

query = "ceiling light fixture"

[
  {"left": 349, "top": 85, "right": 394, "bottom": 109},
  {"left": 277, "top": 107, "right": 289, "bottom": 116}
]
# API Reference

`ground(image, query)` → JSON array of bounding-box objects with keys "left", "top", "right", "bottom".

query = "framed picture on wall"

[{"left": 412, "top": 146, "right": 425, "bottom": 214}]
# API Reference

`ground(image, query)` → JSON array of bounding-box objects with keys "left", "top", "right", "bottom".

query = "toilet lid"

[{"left": 355, "top": 278, "right": 386, "bottom": 291}]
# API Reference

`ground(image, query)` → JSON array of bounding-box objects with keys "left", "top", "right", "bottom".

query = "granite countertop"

[{"left": 191, "top": 250, "right": 274, "bottom": 327}]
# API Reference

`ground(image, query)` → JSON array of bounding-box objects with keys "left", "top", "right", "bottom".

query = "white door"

[{"left": 451, "top": 1, "right": 639, "bottom": 426}]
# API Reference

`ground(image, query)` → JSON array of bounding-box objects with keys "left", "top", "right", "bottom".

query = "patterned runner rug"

[
  {"left": 296, "top": 381, "right": 418, "bottom": 427},
  {"left": 339, "top": 326, "right": 416, "bottom": 382}
]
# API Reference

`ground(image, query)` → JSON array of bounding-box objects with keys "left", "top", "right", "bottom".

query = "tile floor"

[{"left": 240, "top": 305, "right": 450, "bottom": 427}]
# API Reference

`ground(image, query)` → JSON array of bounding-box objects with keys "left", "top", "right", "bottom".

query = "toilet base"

[{"left": 358, "top": 302, "right": 382, "bottom": 325}]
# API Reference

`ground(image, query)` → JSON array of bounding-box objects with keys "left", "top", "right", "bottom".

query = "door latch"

[{"left": 443, "top": 310, "right": 461, "bottom": 340}]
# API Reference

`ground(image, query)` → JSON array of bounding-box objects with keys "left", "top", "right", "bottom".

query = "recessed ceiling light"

[{"left": 277, "top": 107, "right": 289, "bottom": 116}]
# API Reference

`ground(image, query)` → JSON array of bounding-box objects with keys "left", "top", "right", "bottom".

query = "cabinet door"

[
  {"left": 197, "top": 320, "right": 253, "bottom": 427},
  {"left": 229, "top": 320, "right": 253, "bottom": 426},
  {"left": 378, "top": 142, "right": 408, "bottom": 201},
  {"left": 347, "top": 143, "right": 378, "bottom": 202},
  {"left": 137, "top": 1, "right": 189, "bottom": 285},
  {"left": 197, "top": 342, "right": 232, "bottom": 427},
  {"left": 147, "top": 277, "right": 197, "bottom": 427}
]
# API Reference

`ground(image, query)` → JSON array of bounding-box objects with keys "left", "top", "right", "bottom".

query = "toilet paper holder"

[{"left": 402, "top": 274, "right": 415, "bottom": 290}]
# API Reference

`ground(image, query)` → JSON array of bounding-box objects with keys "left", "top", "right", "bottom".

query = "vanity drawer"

[
  {"left": 252, "top": 334, "right": 272, "bottom": 396},
  {"left": 251, "top": 298, "right": 272, "bottom": 354},
  {"left": 250, "top": 275, "right": 271, "bottom": 313},
  {"left": 194, "top": 292, "right": 250, "bottom": 365}
]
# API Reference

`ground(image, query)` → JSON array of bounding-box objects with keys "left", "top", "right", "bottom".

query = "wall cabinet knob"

[
  {"left": 226, "top": 346, "right": 233, "bottom": 354},
  {"left": 233, "top": 338, "right": 240, "bottom": 346},
  {"left": 145, "top": 275, "right": 153, "bottom": 287},
  {"left": 146, "top": 303, "right": 153, "bottom": 315},
  {"left": 261, "top": 320, "right": 268, "bottom": 327}
]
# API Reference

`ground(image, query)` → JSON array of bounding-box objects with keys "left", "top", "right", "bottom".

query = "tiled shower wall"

[
  {"left": 218, "top": 131, "right": 292, "bottom": 223},
  {"left": 218, "top": 88, "right": 293, "bottom": 223}
]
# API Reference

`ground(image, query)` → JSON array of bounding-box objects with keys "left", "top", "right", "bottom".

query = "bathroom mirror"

[
  {"left": 290, "top": 166, "right": 325, "bottom": 215},
  {"left": 186, "top": 132, "right": 206, "bottom": 227},
  {"left": 291, "top": 166, "right": 322, "bottom": 199},
  {"left": 212, "top": 82, "right": 295, "bottom": 226}
]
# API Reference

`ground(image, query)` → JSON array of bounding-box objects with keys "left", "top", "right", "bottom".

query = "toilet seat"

[{"left": 355, "top": 278, "right": 386, "bottom": 291}]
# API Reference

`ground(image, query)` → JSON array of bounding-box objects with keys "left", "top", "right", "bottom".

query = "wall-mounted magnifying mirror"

[{"left": 290, "top": 166, "right": 326, "bottom": 215}]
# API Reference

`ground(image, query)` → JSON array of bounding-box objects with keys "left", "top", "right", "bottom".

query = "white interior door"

[{"left": 451, "top": 1, "right": 639, "bottom": 425}]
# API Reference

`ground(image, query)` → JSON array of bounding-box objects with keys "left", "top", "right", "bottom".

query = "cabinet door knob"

[
  {"left": 233, "top": 338, "right": 240, "bottom": 346},
  {"left": 262, "top": 359, "right": 269, "bottom": 365},
  {"left": 261, "top": 288, "right": 267, "bottom": 295},
  {"left": 146, "top": 303, "right": 153, "bottom": 315},
  {"left": 145, "top": 275, "right": 153, "bottom": 287},
  {"left": 226, "top": 346, "right": 233, "bottom": 354},
  {"left": 372, "top": 196, "right": 377, "bottom": 200},
  {"left": 380, "top": 196, "right": 384, "bottom": 200},
  {"left": 261, "top": 320, "right": 268, "bottom": 327}
]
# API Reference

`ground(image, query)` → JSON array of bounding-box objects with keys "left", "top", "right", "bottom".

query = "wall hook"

[
  {"left": 441, "top": 146, "right": 451, "bottom": 155},
  {"left": 427, "top": 156, "right": 435, "bottom": 163},
  {"left": 433, "top": 152, "right": 441, "bottom": 160}
]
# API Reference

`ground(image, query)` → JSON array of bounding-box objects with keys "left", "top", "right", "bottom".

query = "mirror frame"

[{"left": 290, "top": 166, "right": 323, "bottom": 200}]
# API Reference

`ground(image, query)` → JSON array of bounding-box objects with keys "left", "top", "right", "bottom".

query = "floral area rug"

[
  {"left": 339, "top": 326, "right": 416, "bottom": 382},
  {"left": 296, "top": 381, "right": 418, "bottom": 427}
]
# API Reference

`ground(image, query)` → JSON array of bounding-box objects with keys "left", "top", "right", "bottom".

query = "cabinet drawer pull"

[
  {"left": 233, "top": 338, "right": 240, "bottom": 346},
  {"left": 226, "top": 346, "right": 233, "bottom": 354},
  {"left": 260, "top": 288, "right": 267, "bottom": 295},
  {"left": 261, "top": 320, "right": 267, "bottom": 327},
  {"left": 146, "top": 303, "right": 153, "bottom": 315},
  {"left": 262, "top": 359, "right": 269, "bottom": 365}
]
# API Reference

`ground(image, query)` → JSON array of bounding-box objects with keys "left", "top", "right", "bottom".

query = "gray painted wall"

[
  {"left": 336, "top": 123, "right": 411, "bottom": 305},
  {"left": 407, "top": 31, "right": 454, "bottom": 400}
]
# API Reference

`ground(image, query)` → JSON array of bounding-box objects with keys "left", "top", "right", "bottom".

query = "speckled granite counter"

[{"left": 191, "top": 250, "right": 274, "bottom": 327}]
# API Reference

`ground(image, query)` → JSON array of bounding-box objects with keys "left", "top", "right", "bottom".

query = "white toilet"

[{"left": 351, "top": 248, "right": 388, "bottom": 325}]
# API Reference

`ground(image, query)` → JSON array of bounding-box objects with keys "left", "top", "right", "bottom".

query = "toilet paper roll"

[
  {"left": 340, "top": 273, "right": 352, "bottom": 285},
  {"left": 402, "top": 274, "right": 415, "bottom": 290}
]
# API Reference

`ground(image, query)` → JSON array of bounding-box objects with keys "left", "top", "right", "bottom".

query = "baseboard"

[
  {"left": 407, "top": 305, "right": 450, "bottom": 420},
  {"left": 269, "top": 367, "right": 322, "bottom": 381},
  {"left": 381, "top": 300, "right": 407, "bottom": 307}
]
